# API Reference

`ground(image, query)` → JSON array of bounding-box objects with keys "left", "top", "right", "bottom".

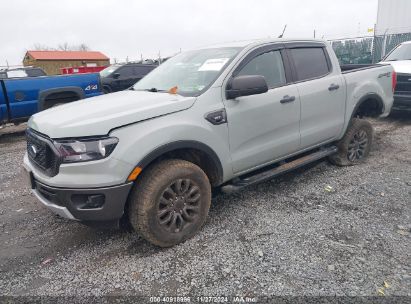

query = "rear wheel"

[
  {"left": 51, "top": 103, "right": 64, "bottom": 108},
  {"left": 329, "top": 118, "right": 373, "bottom": 166},
  {"left": 103, "top": 86, "right": 112, "bottom": 94},
  {"left": 128, "top": 159, "right": 211, "bottom": 247}
]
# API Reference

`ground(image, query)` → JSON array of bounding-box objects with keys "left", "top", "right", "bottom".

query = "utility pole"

[{"left": 314, "top": 30, "right": 316, "bottom": 38}]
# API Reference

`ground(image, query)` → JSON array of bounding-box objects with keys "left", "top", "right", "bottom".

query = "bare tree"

[
  {"left": 57, "top": 42, "right": 70, "bottom": 51},
  {"left": 32, "top": 42, "right": 91, "bottom": 51},
  {"left": 77, "top": 43, "right": 90, "bottom": 51},
  {"left": 33, "top": 43, "right": 54, "bottom": 51}
]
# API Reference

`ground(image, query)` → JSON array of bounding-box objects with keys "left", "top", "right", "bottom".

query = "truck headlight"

[{"left": 54, "top": 137, "right": 119, "bottom": 163}]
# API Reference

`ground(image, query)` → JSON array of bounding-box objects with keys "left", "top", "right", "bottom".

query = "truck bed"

[
  {"left": 341, "top": 63, "right": 394, "bottom": 120},
  {"left": 340, "top": 63, "right": 385, "bottom": 73},
  {"left": 0, "top": 73, "right": 102, "bottom": 123}
]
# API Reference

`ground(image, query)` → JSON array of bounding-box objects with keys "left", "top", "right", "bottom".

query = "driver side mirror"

[
  {"left": 113, "top": 73, "right": 120, "bottom": 79},
  {"left": 226, "top": 75, "right": 268, "bottom": 99}
]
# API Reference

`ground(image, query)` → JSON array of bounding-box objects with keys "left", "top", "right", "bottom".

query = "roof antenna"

[{"left": 278, "top": 24, "right": 287, "bottom": 38}]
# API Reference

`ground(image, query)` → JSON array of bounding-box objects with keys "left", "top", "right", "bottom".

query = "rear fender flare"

[
  {"left": 351, "top": 93, "right": 385, "bottom": 119},
  {"left": 38, "top": 87, "right": 84, "bottom": 111}
]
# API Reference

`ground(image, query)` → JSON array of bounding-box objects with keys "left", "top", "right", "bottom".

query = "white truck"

[
  {"left": 380, "top": 40, "right": 411, "bottom": 110},
  {"left": 23, "top": 39, "right": 395, "bottom": 247}
]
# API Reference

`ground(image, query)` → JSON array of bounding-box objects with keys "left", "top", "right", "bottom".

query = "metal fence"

[{"left": 330, "top": 32, "right": 411, "bottom": 64}]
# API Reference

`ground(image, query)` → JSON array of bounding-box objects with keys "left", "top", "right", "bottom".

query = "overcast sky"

[{"left": 0, "top": 0, "right": 378, "bottom": 66}]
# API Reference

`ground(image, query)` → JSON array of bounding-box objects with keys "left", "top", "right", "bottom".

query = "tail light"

[{"left": 392, "top": 70, "right": 397, "bottom": 93}]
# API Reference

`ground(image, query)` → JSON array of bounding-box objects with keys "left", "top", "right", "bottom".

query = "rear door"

[
  {"left": 223, "top": 44, "right": 301, "bottom": 173},
  {"left": 2, "top": 78, "right": 38, "bottom": 120},
  {"left": 286, "top": 43, "right": 345, "bottom": 148}
]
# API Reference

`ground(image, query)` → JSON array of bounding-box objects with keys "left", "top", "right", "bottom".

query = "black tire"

[
  {"left": 43, "top": 102, "right": 64, "bottom": 110},
  {"left": 103, "top": 86, "right": 112, "bottom": 94},
  {"left": 51, "top": 103, "right": 64, "bottom": 108},
  {"left": 128, "top": 159, "right": 211, "bottom": 247},
  {"left": 329, "top": 118, "right": 373, "bottom": 166}
]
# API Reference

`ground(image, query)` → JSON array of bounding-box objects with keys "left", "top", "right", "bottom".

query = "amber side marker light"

[
  {"left": 127, "top": 167, "right": 142, "bottom": 181},
  {"left": 168, "top": 86, "right": 178, "bottom": 94}
]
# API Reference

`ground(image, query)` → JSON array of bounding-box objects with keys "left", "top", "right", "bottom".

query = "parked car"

[
  {"left": 100, "top": 63, "right": 157, "bottom": 93},
  {"left": 24, "top": 38, "right": 394, "bottom": 247},
  {"left": 1, "top": 73, "right": 102, "bottom": 124},
  {"left": 0, "top": 67, "right": 46, "bottom": 79},
  {"left": 380, "top": 41, "right": 411, "bottom": 111}
]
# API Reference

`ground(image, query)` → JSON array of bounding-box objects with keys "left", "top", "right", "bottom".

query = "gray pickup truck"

[{"left": 24, "top": 39, "right": 394, "bottom": 247}]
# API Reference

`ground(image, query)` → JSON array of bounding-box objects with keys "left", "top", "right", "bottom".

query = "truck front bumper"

[{"left": 25, "top": 168, "right": 133, "bottom": 222}]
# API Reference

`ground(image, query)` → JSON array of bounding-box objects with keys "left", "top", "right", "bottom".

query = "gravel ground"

[{"left": 0, "top": 113, "right": 410, "bottom": 300}]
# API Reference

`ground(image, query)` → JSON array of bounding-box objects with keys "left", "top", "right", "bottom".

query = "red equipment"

[{"left": 61, "top": 66, "right": 106, "bottom": 75}]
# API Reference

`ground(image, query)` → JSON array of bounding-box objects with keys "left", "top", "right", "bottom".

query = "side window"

[
  {"left": 237, "top": 50, "right": 286, "bottom": 89},
  {"left": 134, "top": 66, "right": 153, "bottom": 77},
  {"left": 26, "top": 69, "right": 46, "bottom": 77},
  {"left": 117, "top": 66, "right": 134, "bottom": 77},
  {"left": 290, "top": 47, "right": 330, "bottom": 81}
]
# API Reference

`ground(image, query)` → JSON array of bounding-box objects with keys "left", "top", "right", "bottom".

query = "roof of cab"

[{"left": 196, "top": 38, "right": 328, "bottom": 50}]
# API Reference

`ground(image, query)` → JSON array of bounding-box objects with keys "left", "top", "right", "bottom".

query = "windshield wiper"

[{"left": 144, "top": 88, "right": 167, "bottom": 92}]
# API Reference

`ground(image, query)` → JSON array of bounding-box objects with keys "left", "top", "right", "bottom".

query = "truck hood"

[
  {"left": 380, "top": 60, "right": 411, "bottom": 74},
  {"left": 28, "top": 90, "right": 196, "bottom": 138}
]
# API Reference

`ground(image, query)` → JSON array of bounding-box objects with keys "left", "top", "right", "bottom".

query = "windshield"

[
  {"left": 133, "top": 47, "right": 242, "bottom": 96},
  {"left": 99, "top": 65, "right": 120, "bottom": 77},
  {"left": 384, "top": 43, "right": 411, "bottom": 61}
]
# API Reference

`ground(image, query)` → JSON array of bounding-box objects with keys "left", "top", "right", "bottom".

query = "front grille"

[
  {"left": 26, "top": 129, "right": 61, "bottom": 177},
  {"left": 395, "top": 73, "right": 411, "bottom": 93}
]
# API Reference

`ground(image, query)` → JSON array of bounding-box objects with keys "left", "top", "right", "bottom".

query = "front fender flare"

[{"left": 136, "top": 140, "right": 224, "bottom": 186}]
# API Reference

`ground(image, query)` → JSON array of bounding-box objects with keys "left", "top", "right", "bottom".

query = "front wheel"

[
  {"left": 128, "top": 159, "right": 211, "bottom": 247},
  {"left": 329, "top": 118, "right": 373, "bottom": 166}
]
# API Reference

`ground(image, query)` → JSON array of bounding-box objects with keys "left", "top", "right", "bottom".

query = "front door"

[{"left": 223, "top": 46, "right": 301, "bottom": 174}]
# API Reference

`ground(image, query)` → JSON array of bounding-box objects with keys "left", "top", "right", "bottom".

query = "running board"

[{"left": 221, "top": 146, "right": 338, "bottom": 194}]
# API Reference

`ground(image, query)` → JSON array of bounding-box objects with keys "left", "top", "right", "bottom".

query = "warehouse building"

[
  {"left": 22, "top": 50, "right": 109, "bottom": 75},
  {"left": 376, "top": 0, "right": 411, "bottom": 35}
]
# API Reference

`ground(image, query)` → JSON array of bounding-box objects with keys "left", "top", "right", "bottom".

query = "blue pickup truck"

[{"left": 0, "top": 73, "right": 102, "bottom": 124}]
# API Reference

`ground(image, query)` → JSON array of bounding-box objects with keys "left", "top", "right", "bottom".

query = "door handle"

[
  {"left": 280, "top": 95, "right": 296, "bottom": 104},
  {"left": 328, "top": 84, "right": 340, "bottom": 91}
]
